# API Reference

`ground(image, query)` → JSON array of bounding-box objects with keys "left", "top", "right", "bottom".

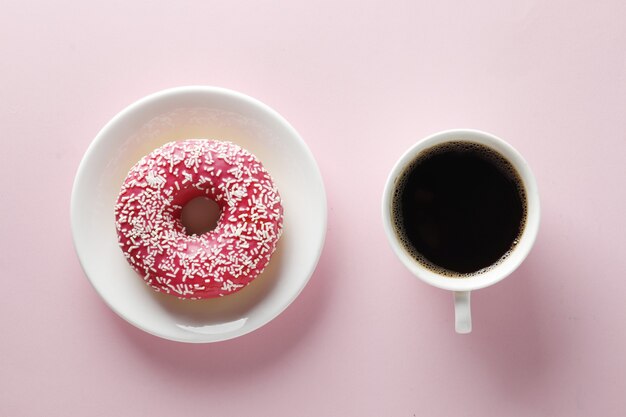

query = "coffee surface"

[{"left": 392, "top": 142, "right": 526, "bottom": 276}]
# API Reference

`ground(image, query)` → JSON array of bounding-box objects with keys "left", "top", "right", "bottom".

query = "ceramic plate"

[{"left": 71, "top": 86, "right": 327, "bottom": 343}]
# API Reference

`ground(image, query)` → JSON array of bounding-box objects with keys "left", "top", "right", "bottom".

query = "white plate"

[{"left": 71, "top": 86, "right": 327, "bottom": 343}]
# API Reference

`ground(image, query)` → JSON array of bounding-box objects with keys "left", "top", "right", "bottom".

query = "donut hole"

[{"left": 180, "top": 197, "right": 221, "bottom": 236}]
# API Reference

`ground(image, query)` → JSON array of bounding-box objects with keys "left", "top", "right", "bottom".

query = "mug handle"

[{"left": 454, "top": 291, "right": 472, "bottom": 334}]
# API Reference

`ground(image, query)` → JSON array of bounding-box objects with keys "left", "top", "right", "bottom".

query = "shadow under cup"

[{"left": 382, "top": 129, "right": 540, "bottom": 333}]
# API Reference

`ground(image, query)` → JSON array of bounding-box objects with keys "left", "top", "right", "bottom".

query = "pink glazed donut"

[{"left": 114, "top": 139, "right": 284, "bottom": 299}]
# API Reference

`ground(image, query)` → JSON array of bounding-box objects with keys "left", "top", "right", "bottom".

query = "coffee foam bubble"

[{"left": 391, "top": 141, "right": 527, "bottom": 278}]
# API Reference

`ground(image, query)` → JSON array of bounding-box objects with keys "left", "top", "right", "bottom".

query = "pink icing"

[{"left": 114, "top": 139, "right": 284, "bottom": 299}]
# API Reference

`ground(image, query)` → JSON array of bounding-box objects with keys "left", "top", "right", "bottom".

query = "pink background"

[{"left": 1, "top": 1, "right": 625, "bottom": 416}]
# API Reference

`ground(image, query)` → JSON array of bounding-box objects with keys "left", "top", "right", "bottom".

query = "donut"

[{"left": 114, "top": 139, "right": 284, "bottom": 299}]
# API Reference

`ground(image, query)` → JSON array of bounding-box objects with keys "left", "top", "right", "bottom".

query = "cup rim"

[{"left": 381, "top": 128, "right": 540, "bottom": 292}]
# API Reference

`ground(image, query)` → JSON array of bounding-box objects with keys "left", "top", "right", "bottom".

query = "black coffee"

[{"left": 392, "top": 142, "right": 526, "bottom": 276}]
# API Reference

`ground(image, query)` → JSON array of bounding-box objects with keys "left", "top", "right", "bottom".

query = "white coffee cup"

[{"left": 381, "top": 129, "right": 540, "bottom": 333}]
